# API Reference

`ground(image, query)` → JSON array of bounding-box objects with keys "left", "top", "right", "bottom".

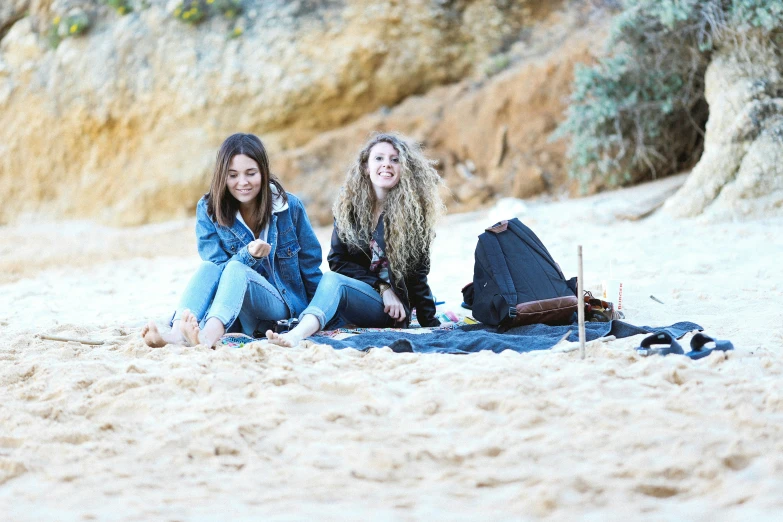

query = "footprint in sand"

[{"left": 0, "top": 459, "right": 27, "bottom": 485}]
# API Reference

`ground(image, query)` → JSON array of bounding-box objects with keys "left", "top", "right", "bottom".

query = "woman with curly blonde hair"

[{"left": 267, "top": 132, "right": 445, "bottom": 346}]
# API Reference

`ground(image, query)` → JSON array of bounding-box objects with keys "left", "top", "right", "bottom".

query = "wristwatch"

[{"left": 377, "top": 282, "right": 391, "bottom": 296}]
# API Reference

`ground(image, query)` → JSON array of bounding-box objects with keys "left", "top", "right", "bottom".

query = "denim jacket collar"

[
  {"left": 195, "top": 191, "right": 324, "bottom": 321},
  {"left": 269, "top": 184, "right": 289, "bottom": 213}
]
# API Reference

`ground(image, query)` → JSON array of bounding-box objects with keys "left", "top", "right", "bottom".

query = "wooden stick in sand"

[
  {"left": 577, "top": 245, "right": 586, "bottom": 360},
  {"left": 38, "top": 334, "right": 105, "bottom": 346}
]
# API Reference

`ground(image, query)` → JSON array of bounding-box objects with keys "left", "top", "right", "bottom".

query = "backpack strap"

[
  {"left": 506, "top": 218, "right": 566, "bottom": 279},
  {"left": 480, "top": 232, "right": 518, "bottom": 309}
]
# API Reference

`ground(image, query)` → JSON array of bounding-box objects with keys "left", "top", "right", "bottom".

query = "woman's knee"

[
  {"left": 193, "top": 260, "right": 221, "bottom": 278},
  {"left": 182, "top": 261, "right": 223, "bottom": 293},
  {"left": 220, "top": 260, "right": 250, "bottom": 284},
  {"left": 317, "top": 271, "right": 349, "bottom": 294}
]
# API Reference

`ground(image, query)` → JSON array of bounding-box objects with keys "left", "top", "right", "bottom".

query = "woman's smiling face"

[
  {"left": 367, "top": 142, "right": 401, "bottom": 199},
  {"left": 226, "top": 154, "right": 262, "bottom": 207}
]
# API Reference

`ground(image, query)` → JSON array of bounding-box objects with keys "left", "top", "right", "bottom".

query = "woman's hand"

[
  {"left": 248, "top": 239, "right": 271, "bottom": 259},
  {"left": 382, "top": 288, "right": 406, "bottom": 321}
]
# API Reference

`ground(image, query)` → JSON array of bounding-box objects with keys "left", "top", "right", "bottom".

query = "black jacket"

[{"left": 327, "top": 220, "right": 440, "bottom": 328}]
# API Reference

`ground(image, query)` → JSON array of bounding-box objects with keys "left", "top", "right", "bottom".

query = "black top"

[{"left": 327, "top": 219, "right": 440, "bottom": 328}]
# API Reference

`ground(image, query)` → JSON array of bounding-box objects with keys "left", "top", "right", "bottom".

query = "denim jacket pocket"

[
  {"left": 277, "top": 225, "right": 297, "bottom": 246},
  {"left": 276, "top": 239, "right": 302, "bottom": 284},
  {"left": 224, "top": 238, "right": 243, "bottom": 255},
  {"left": 277, "top": 240, "right": 301, "bottom": 259}
]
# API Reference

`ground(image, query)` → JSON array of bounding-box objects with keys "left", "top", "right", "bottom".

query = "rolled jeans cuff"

[
  {"left": 299, "top": 306, "right": 327, "bottom": 330},
  {"left": 204, "top": 304, "right": 235, "bottom": 329}
]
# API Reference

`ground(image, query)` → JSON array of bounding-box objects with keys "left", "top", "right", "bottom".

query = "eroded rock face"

[
  {"left": 1, "top": 1, "right": 31, "bottom": 35},
  {"left": 277, "top": 12, "right": 602, "bottom": 224},
  {"left": 664, "top": 36, "right": 783, "bottom": 220},
  {"left": 0, "top": 0, "right": 606, "bottom": 226},
  {"left": 0, "top": 0, "right": 537, "bottom": 225}
]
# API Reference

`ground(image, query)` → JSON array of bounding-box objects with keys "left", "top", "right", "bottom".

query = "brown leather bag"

[{"left": 584, "top": 291, "right": 622, "bottom": 322}]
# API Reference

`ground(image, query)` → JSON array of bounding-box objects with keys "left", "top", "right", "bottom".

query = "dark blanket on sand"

[{"left": 311, "top": 321, "right": 703, "bottom": 354}]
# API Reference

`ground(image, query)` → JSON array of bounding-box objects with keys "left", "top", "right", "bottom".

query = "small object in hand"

[
  {"left": 650, "top": 295, "right": 665, "bottom": 304},
  {"left": 248, "top": 239, "right": 271, "bottom": 259}
]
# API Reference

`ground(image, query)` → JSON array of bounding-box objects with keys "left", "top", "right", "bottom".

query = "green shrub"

[
  {"left": 62, "top": 11, "right": 91, "bottom": 37},
  {"left": 211, "top": 0, "right": 244, "bottom": 20},
  {"left": 172, "top": 0, "right": 208, "bottom": 24},
  {"left": 228, "top": 25, "right": 244, "bottom": 39},
  {"left": 46, "top": 16, "right": 62, "bottom": 48},
  {"left": 47, "top": 10, "right": 91, "bottom": 47},
  {"left": 731, "top": 0, "right": 783, "bottom": 31},
  {"left": 102, "top": 0, "right": 133, "bottom": 16},
  {"left": 172, "top": 0, "right": 245, "bottom": 25},
  {"left": 554, "top": 0, "right": 783, "bottom": 190}
]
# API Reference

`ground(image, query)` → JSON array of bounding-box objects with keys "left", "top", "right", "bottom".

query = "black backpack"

[{"left": 464, "top": 218, "right": 578, "bottom": 330}]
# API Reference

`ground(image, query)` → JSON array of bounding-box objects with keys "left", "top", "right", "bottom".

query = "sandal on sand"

[
  {"left": 636, "top": 331, "right": 684, "bottom": 357},
  {"left": 685, "top": 333, "right": 734, "bottom": 360}
]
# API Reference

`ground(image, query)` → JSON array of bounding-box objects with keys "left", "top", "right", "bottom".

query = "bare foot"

[
  {"left": 265, "top": 330, "right": 303, "bottom": 348},
  {"left": 180, "top": 310, "right": 202, "bottom": 347},
  {"left": 142, "top": 319, "right": 189, "bottom": 348},
  {"left": 141, "top": 321, "right": 167, "bottom": 348},
  {"left": 265, "top": 315, "right": 320, "bottom": 348}
]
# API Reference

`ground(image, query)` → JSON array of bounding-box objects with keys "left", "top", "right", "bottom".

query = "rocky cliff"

[
  {"left": 664, "top": 34, "right": 783, "bottom": 221},
  {"left": 277, "top": 8, "right": 602, "bottom": 224},
  {"left": 0, "top": 0, "right": 606, "bottom": 225}
]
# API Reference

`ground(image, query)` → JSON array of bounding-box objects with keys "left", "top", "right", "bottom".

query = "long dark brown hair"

[{"left": 206, "top": 133, "right": 287, "bottom": 236}]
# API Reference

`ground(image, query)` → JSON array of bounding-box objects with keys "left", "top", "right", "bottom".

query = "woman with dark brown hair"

[{"left": 142, "top": 133, "right": 322, "bottom": 348}]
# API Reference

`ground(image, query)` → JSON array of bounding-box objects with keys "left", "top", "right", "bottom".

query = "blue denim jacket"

[{"left": 195, "top": 192, "right": 323, "bottom": 318}]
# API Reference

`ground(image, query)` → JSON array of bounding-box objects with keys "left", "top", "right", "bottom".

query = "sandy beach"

[{"left": 1, "top": 175, "right": 782, "bottom": 520}]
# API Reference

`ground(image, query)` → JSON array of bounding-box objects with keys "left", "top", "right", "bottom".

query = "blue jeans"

[
  {"left": 172, "top": 261, "right": 290, "bottom": 336},
  {"left": 300, "top": 271, "right": 391, "bottom": 330}
]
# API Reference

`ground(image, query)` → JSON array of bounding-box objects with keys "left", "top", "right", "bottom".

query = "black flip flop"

[
  {"left": 636, "top": 331, "right": 684, "bottom": 357},
  {"left": 685, "top": 333, "right": 734, "bottom": 360}
]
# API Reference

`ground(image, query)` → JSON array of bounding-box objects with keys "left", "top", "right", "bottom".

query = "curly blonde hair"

[{"left": 333, "top": 132, "right": 445, "bottom": 279}]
